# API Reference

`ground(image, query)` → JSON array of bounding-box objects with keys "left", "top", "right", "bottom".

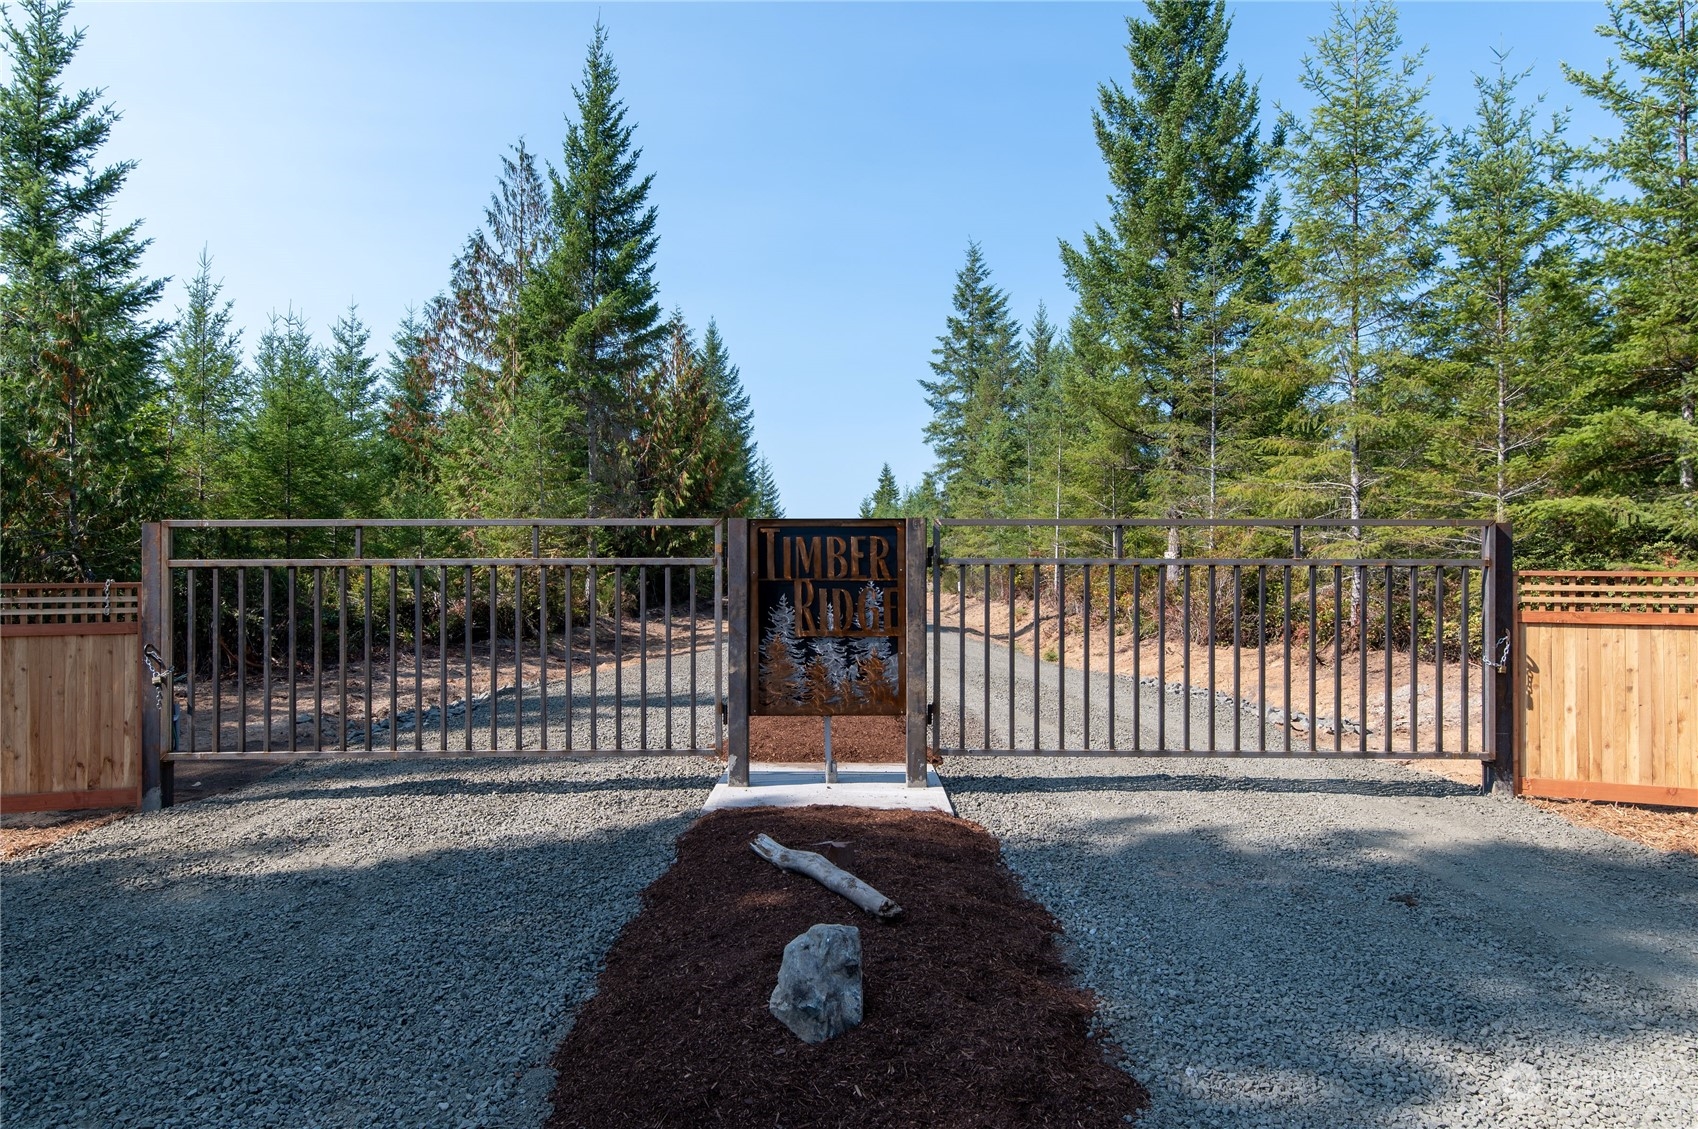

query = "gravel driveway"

[
  {"left": 1, "top": 756, "right": 719, "bottom": 1129},
  {"left": 947, "top": 757, "right": 1698, "bottom": 1129}
]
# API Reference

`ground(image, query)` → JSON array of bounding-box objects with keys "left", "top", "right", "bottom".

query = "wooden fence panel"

[
  {"left": 1518, "top": 572, "right": 1697, "bottom": 808},
  {"left": 1, "top": 584, "right": 142, "bottom": 813}
]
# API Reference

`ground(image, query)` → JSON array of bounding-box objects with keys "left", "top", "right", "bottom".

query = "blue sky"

[{"left": 64, "top": 2, "right": 1619, "bottom": 517}]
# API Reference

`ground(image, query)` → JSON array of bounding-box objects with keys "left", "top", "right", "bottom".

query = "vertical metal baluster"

[
  {"left": 615, "top": 565, "right": 624, "bottom": 751},
  {"left": 1181, "top": 564, "right": 1191, "bottom": 754},
  {"left": 933, "top": 522, "right": 943, "bottom": 757},
  {"left": 489, "top": 566, "right": 499, "bottom": 752},
  {"left": 1031, "top": 564, "right": 1041, "bottom": 751},
  {"left": 439, "top": 565, "right": 448, "bottom": 753},
  {"left": 1333, "top": 564, "right": 1343, "bottom": 754},
  {"left": 1110, "top": 528, "right": 1121, "bottom": 752},
  {"left": 514, "top": 564, "right": 524, "bottom": 751},
  {"left": 984, "top": 563, "right": 992, "bottom": 751},
  {"left": 1082, "top": 564, "right": 1092, "bottom": 751},
  {"left": 463, "top": 566, "right": 473, "bottom": 752},
  {"left": 1460, "top": 566, "right": 1471, "bottom": 754},
  {"left": 311, "top": 568, "right": 323, "bottom": 751},
  {"left": 288, "top": 567, "right": 299, "bottom": 754},
  {"left": 1007, "top": 563, "right": 1016, "bottom": 750},
  {"left": 588, "top": 564, "right": 599, "bottom": 751},
  {"left": 664, "top": 567, "right": 673, "bottom": 751},
  {"left": 1058, "top": 562, "right": 1066, "bottom": 751},
  {"left": 1358, "top": 565, "right": 1368, "bottom": 756},
  {"left": 263, "top": 568, "right": 273, "bottom": 752},
  {"left": 1282, "top": 565, "right": 1292, "bottom": 754},
  {"left": 1232, "top": 565, "right": 1242, "bottom": 753},
  {"left": 410, "top": 565, "right": 421, "bottom": 752},
  {"left": 388, "top": 568, "right": 398, "bottom": 755},
  {"left": 1257, "top": 566, "right": 1267, "bottom": 753},
  {"left": 1156, "top": 564, "right": 1166, "bottom": 752},
  {"left": 237, "top": 573, "right": 247, "bottom": 747},
  {"left": 565, "top": 566, "right": 576, "bottom": 752},
  {"left": 187, "top": 570, "right": 198, "bottom": 754},
  {"left": 540, "top": 565, "right": 549, "bottom": 753},
  {"left": 958, "top": 562, "right": 966, "bottom": 750},
  {"left": 339, "top": 567, "right": 349, "bottom": 752},
  {"left": 1208, "top": 564, "right": 1218, "bottom": 752},
  {"left": 1383, "top": 564, "right": 1394, "bottom": 755},
  {"left": 366, "top": 563, "right": 376, "bottom": 747},
  {"left": 1131, "top": 565, "right": 1141, "bottom": 753},
  {"left": 1435, "top": 566, "right": 1446, "bottom": 756},
  {"left": 1308, "top": 565, "right": 1318, "bottom": 753},
  {"left": 1409, "top": 565, "right": 1419, "bottom": 754},
  {"left": 639, "top": 566, "right": 649, "bottom": 752}
]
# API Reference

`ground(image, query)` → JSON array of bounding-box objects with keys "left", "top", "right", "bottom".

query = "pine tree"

[
  {"left": 1, "top": 0, "right": 169, "bottom": 581},
  {"left": 522, "top": 20, "right": 664, "bottom": 516},
  {"left": 1561, "top": 0, "right": 1698, "bottom": 553},
  {"left": 919, "top": 241, "right": 1023, "bottom": 519},
  {"left": 161, "top": 249, "right": 244, "bottom": 519},
  {"left": 232, "top": 312, "right": 350, "bottom": 521},
  {"left": 1267, "top": 0, "right": 1440, "bottom": 534},
  {"left": 1059, "top": 0, "right": 1277, "bottom": 532},
  {"left": 860, "top": 463, "right": 901, "bottom": 518},
  {"left": 1427, "top": 58, "right": 1594, "bottom": 526}
]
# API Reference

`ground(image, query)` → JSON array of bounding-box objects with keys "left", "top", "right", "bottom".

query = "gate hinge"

[
  {"left": 926, "top": 702, "right": 936, "bottom": 724},
  {"left": 924, "top": 545, "right": 936, "bottom": 569}
]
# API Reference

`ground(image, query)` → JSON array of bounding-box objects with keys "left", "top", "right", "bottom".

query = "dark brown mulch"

[
  {"left": 749, "top": 715, "right": 906, "bottom": 763},
  {"left": 545, "top": 807, "right": 1148, "bottom": 1129}
]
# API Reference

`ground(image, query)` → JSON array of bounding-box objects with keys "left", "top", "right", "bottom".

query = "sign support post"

[
  {"left": 726, "top": 518, "right": 750, "bottom": 787},
  {"left": 905, "top": 517, "right": 928, "bottom": 788}
]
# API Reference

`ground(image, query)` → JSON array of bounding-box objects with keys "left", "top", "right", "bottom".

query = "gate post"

[
  {"left": 725, "top": 518, "right": 750, "bottom": 787},
  {"left": 1482, "top": 522, "right": 1516, "bottom": 795},
  {"left": 139, "top": 522, "right": 169, "bottom": 811},
  {"left": 905, "top": 517, "right": 928, "bottom": 788}
]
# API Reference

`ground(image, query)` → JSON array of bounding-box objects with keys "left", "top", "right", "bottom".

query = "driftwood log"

[{"left": 749, "top": 834, "right": 904, "bottom": 921}]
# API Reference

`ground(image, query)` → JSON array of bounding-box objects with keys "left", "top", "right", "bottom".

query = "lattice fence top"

[
  {"left": 1519, "top": 571, "right": 1698, "bottom": 618},
  {"left": 0, "top": 583, "right": 141, "bottom": 624}
]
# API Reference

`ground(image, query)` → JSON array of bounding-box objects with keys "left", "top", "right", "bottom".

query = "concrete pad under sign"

[{"left": 703, "top": 763, "right": 954, "bottom": 814}]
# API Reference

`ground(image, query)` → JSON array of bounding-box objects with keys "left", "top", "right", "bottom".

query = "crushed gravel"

[
  {"left": 946, "top": 756, "right": 1698, "bottom": 1129},
  {"left": 0, "top": 755, "right": 719, "bottom": 1129}
]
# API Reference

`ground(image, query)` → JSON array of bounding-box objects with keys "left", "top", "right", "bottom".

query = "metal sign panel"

[{"left": 749, "top": 520, "right": 905, "bottom": 716}]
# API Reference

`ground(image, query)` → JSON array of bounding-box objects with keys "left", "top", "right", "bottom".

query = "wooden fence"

[
  {"left": 1518, "top": 571, "right": 1697, "bottom": 808},
  {"left": 1, "top": 583, "right": 143, "bottom": 813}
]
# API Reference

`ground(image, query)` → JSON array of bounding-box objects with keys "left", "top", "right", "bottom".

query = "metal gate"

[
  {"left": 138, "top": 519, "right": 725, "bottom": 808},
  {"left": 927, "top": 518, "right": 1515, "bottom": 789}
]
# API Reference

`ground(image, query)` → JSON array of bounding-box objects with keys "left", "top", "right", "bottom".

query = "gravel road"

[
  {"left": 947, "top": 757, "right": 1698, "bottom": 1128},
  {"left": 1, "top": 756, "right": 719, "bottom": 1129}
]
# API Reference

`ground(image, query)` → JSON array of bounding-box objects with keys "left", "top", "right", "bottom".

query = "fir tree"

[
  {"left": 1059, "top": 0, "right": 1277, "bottom": 531},
  {"left": 326, "top": 303, "right": 384, "bottom": 513},
  {"left": 523, "top": 21, "right": 664, "bottom": 516},
  {"left": 860, "top": 463, "right": 901, "bottom": 518},
  {"left": 698, "top": 318, "right": 766, "bottom": 515},
  {"left": 749, "top": 456, "right": 784, "bottom": 518},
  {"left": 0, "top": 0, "right": 169, "bottom": 581},
  {"left": 1561, "top": 0, "right": 1698, "bottom": 552},
  {"left": 161, "top": 248, "right": 244, "bottom": 518},
  {"left": 381, "top": 308, "right": 443, "bottom": 516},
  {"left": 1269, "top": 0, "right": 1440, "bottom": 533},
  {"left": 629, "top": 316, "right": 728, "bottom": 530},
  {"left": 232, "top": 312, "right": 349, "bottom": 521}
]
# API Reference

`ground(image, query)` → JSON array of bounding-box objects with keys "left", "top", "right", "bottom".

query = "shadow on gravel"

[
  {"left": 247, "top": 765, "right": 721, "bottom": 803},
  {"left": 0, "top": 800, "right": 706, "bottom": 1129},
  {"left": 981, "top": 802, "right": 1698, "bottom": 1128},
  {"left": 945, "top": 768, "right": 1479, "bottom": 799}
]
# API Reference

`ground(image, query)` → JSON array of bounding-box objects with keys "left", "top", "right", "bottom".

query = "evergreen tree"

[
  {"left": 161, "top": 248, "right": 244, "bottom": 518},
  {"left": 749, "top": 456, "right": 784, "bottom": 518},
  {"left": 629, "top": 317, "right": 730, "bottom": 534},
  {"left": 698, "top": 318, "right": 768, "bottom": 515},
  {"left": 860, "top": 463, "right": 902, "bottom": 518},
  {"left": 919, "top": 241, "right": 1023, "bottom": 518},
  {"left": 326, "top": 303, "right": 383, "bottom": 512},
  {"left": 231, "top": 312, "right": 349, "bottom": 520},
  {"left": 1, "top": 0, "right": 169, "bottom": 581},
  {"left": 1427, "top": 58, "right": 1594, "bottom": 524},
  {"left": 522, "top": 21, "right": 664, "bottom": 516},
  {"left": 381, "top": 308, "right": 443, "bottom": 516},
  {"left": 1267, "top": 0, "right": 1440, "bottom": 532},
  {"left": 1059, "top": 0, "right": 1278, "bottom": 530},
  {"left": 1561, "top": 0, "right": 1698, "bottom": 554}
]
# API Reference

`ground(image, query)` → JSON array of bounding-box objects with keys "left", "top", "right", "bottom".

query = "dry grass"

[
  {"left": 0, "top": 811, "right": 126, "bottom": 861},
  {"left": 1527, "top": 798, "right": 1698, "bottom": 856}
]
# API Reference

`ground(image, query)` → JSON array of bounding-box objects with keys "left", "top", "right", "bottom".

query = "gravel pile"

[
  {"left": 1, "top": 756, "right": 719, "bottom": 1129},
  {"left": 946, "top": 756, "right": 1698, "bottom": 1129}
]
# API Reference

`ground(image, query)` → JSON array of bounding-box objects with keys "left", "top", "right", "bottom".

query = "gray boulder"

[{"left": 769, "top": 924, "right": 863, "bottom": 1044}]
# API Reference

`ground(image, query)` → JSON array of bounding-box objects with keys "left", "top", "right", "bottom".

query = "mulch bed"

[
  {"left": 1527, "top": 797, "right": 1698, "bottom": 855},
  {"left": 546, "top": 807, "right": 1148, "bottom": 1129},
  {"left": 749, "top": 715, "right": 907, "bottom": 763}
]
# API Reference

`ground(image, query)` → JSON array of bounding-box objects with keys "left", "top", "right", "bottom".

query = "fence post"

[
  {"left": 725, "top": 517, "right": 750, "bottom": 787},
  {"left": 905, "top": 517, "right": 928, "bottom": 788},
  {"left": 1482, "top": 522, "right": 1516, "bottom": 795},
  {"left": 140, "top": 522, "right": 169, "bottom": 811}
]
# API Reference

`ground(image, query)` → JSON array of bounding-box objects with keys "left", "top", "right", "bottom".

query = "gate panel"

[
  {"left": 927, "top": 518, "right": 1499, "bottom": 767},
  {"left": 146, "top": 520, "right": 724, "bottom": 769}
]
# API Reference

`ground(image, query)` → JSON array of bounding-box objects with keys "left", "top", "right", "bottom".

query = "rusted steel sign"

[{"left": 749, "top": 520, "right": 905, "bottom": 715}]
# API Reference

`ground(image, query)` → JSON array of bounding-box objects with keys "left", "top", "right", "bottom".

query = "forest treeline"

[
  {"left": 0, "top": 2, "right": 779, "bottom": 583},
  {"left": 866, "top": 0, "right": 1698, "bottom": 568}
]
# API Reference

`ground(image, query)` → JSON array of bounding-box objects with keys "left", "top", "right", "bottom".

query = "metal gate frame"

[
  {"left": 140, "top": 519, "right": 726, "bottom": 810},
  {"left": 925, "top": 517, "right": 1515, "bottom": 792}
]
